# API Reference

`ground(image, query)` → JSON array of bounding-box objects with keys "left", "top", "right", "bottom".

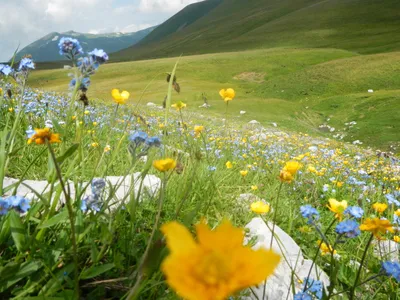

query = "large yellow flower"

[
  {"left": 111, "top": 89, "right": 130, "bottom": 104},
  {"left": 359, "top": 218, "right": 394, "bottom": 238},
  {"left": 219, "top": 88, "right": 235, "bottom": 102},
  {"left": 161, "top": 220, "right": 280, "bottom": 300},
  {"left": 327, "top": 198, "right": 348, "bottom": 220},
  {"left": 153, "top": 158, "right": 177, "bottom": 172},
  {"left": 171, "top": 101, "right": 187, "bottom": 111},
  {"left": 279, "top": 161, "right": 301, "bottom": 183},
  {"left": 28, "top": 128, "right": 61, "bottom": 145}
]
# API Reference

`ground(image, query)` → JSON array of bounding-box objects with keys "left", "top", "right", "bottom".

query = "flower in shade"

[
  {"left": 161, "top": 220, "right": 280, "bottom": 300},
  {"left": 318, "top": 240, "right": 336, "bottom": 256},
  {"left": 335, "top": 220, "right": 360, "bottom": 238},
  {"left": 327, "top": 199, "right": 348, "bottom": 220},
  {"left": 251, "top": 201, "right": 270, "bottom": 214},
  {"left": 153, "top": 158, "right": 177, "bottom": 172},
  {"left": 372, "top": 202, "right": 388, "bottom": 213},
  {"left": 171, "top": 101, "right": 186, "bottom": 111},
  {"left": 111, "top": 89, "right": 130, "bottom": 104},
  {"left": 0, "top": 198, "right": 10, "bottom": 215},
  {"left": 88, "top": 48, "right": 109, "bottom": 64},
  {"left": 145, "top": 136, "right": 162, "bottom": 147},
  {"left": 27, "top": 128, "right": 61, "bottom": 145},
  {"left": 359, "top": 218, "right": 394, "bottom": 238},
  {"left": 0, "top": 64, "right": 13, "bottom": 76},
  {"left": 58, "top": 37, "right": 83, "bottom": 56},
  {"left": 300, "top": 205, "right": 320, "bottom": 224},
  {"left": 382, "top": 261, "right": 400, "bottom": 282},
  {"left": 18, "top": 58, "right": 35, "bottom": 71},
  {"left": 344, "top": 206, "right": 364, "bottom": 219},
  {"left": 226, "top": 161, "right": 233, "bottom": 169},
  {"left": 129, "top": 131, "right": 148, "bottom": 145},
  {"left": 219, "top": 88, "right": 235, "bottom": 102}
]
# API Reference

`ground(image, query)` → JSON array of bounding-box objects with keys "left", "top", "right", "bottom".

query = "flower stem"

[
  {"left": 349, "top": 233, "right": 374, "bottom": 300},
  {"left": 47, "top": 141, "right": 79, "bottom": 298},
  {"left": 269, "top": 182, "right": 283, "bottom": 249}
]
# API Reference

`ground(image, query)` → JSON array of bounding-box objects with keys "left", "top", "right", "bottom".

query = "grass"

[{"left": 29, "top": 48, "right": 400, "bottom": 151}]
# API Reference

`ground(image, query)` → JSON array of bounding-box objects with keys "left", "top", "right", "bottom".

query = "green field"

[{"left": 29, "top": 48, "right": 400, "bottom": 152}]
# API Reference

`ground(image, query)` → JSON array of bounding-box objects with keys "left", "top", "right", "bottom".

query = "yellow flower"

[
  {"left": 395, "top": 209, "right": 400, "bottom": 217},
  {"left": 280, "top": 161, "right": 301, "bottom": 183},
  {"left": 327, "top": 198, "right": 348, "bottom": 220},
  {"left": 318, "top": 240, "right": 336, "bottom": 256},
  {"left": 72, "top": 116, "right": 77, "bottom": 120},
  {"left": 251, "top": 201, "right": 270, "bottom": 214},
  {"left": 226, "top": 161, "right": 233, "bottom": 169},
  {"left": 93, "top": 122, "right": 98, "bottom": 126},
  {"left": 91, "top": 142, "right": 99, "bottom": 148},
  {"left": 104, "top": 145, "right": 111, "bottom": 153},
  {"left": 251, "top": 185, "right": 258, "bottom": 191},
  {"left": 111, "top": 89, "right": 130, "bottom": 105},
  {"left": 159, "top": 123, "right": 165, "bottom": 129},
  {"left": 372, "top": 202, "right": 388, "bottom": 213},
  {"left": 161, "top": 220, "right": 280, "bottom": 300},
  {"left": 359, "top": 218, "right": 394, "bottom": 238},
  {"left": 240, "top": 170, "right": 248, "bottom": 177},
  {"left": 194, "top": 125, "right": 204, "bottom": 136},
  {"left": 171, "top": 101, "right": 187, "bottom": 111},
  {"left": 8, "top": 107, "right": 13, "bottom": 112},
  {"left": 219, "top": 88, "right": 235, "bottom": 102},
  {"left": 28, "top": 128, "right": 61, "bottom": 145},
  {"left": 394, "top": 236, "right": 400, "bottom": 243},
  {"left": 153, "top": 158, "right": 177, "bottom": 172},
  {"left": 84, "top": 110, "right": 90, "bottom": 115},
  {"left": 279, "top": 170, "right": 294, "bottom": 183}
]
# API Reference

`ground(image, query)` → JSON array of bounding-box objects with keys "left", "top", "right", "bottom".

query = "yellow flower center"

[{"left": 194, "top": 250, "right": 230, "bottom": 286}]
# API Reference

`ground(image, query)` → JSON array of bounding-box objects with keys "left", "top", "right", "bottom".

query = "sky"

[{"left": 0, "top": 0, "right": 203, "bottom": 61}]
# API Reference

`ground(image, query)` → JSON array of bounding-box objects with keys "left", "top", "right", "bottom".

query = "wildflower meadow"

[{"left": 0, "top": 37, "right": 399, "bottom": 300}]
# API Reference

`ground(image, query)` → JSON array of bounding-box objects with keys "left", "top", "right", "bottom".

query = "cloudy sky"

[{"left": 0, "top": 0, "right": 202, "bottom": 61}]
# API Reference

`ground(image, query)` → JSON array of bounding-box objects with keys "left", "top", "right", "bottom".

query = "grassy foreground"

[{"left": 30, "top": 48, "right": 400, "bottom": 152}]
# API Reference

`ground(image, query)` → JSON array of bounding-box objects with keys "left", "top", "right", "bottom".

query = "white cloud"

[
  {"left": 120, "top": 23, "right": 154, "bottom": 33},
  {"left": 138, "top": 0, "right": 203, "bottom": 12}
]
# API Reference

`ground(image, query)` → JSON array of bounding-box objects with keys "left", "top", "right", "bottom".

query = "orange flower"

[
  {"left": 28, "top": 128, "right": 61, "bottom": 145},
  {"left": 359, "top": 218, "right": 394, "bottom": 238}
]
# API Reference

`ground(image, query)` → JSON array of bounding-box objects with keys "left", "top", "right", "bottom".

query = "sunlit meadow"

[{"left": 0, "top": 37, "right": 399, "bottom": 300}]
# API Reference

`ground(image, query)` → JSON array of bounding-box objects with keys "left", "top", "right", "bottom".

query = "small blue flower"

[
  {"left": 335, "top": 220, "right": 360, "bottom": 238},
  {"left": 129, "top": 131, "right": 148, "bottom": 145},
  {"left": 26, "top": 126, "right": 35, "bottom": 139},
  {"left": 294, "top": 292, "right": 312, "bottom": 300},
  {"left": 145, "top": 136, "right": 161, "bottom": 147},
  {"left": 0, "top": 198, "right": 10, "bottom": 215},
  {"left": 382, "top": 261, "right": 400, "bottom": 282},
  {"left": 80, "top": 199, "right": 88, "bottom": 212},
  {"left": 385, "top": 194, "right": 400, "bottom": 207},
  {"left": 7, "top": 195, "right": 31, "bottom": 213},
  {"left": 91, "top": 178, "right": 106, "bottom": 196},
  {"left": 208, "top": 166, "right": 216, "bottom": 172},
  {"left": 18, "top": 58, "right": 35, "bottom": 71},
  {"left": 300, "top": 278, "right": 323, "bottom": 299},
  {"left": 300, "top": 205, "right": 320, "bottom": 224},
  {"left": 0, "top": 64, "right": 13, "bottom": 76},
  {"left": 88, "top": 48, "right": 109, "bottom": 64},
  {"left": 69, "top": 77, "right": 90, "bottom": 91},
  {"left": 344, "top": 206, "right": 364, "bottom": 219},
  {"left": 58, "top": 37, "right": 83, "bottom": 56}
]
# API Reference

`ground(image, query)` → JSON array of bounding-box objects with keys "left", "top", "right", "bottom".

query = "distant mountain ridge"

[
  {"left": 15, "top": 27, "right": 156, "bottom": 62},
  {"left": 113, "top": 0, "right": 400, "bottom": 61}
]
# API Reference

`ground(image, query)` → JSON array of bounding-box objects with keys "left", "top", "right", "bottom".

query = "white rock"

[
  {"left": 249, "top": 133, "right": 267, "bottom": 142},
  {"left": 272, "top": 122, "right": 277, "bottom": 127},
  {"left": 248, "top": 120, "right": 260, "bottom": 125},
  {"left": 240, "top": 110, "right": 246, "bottom": 115},
  {"left": 373, "top": 240, "right": 400, "bottom": 262},
  {"left": 244, "top": 218, "right": 330, "bottom": 300},
  {"left": 199, "top": 103, "right": 210, "bottom": 108},
  {"left": 368, "top": 89, "right": 374, "bottom": 93},
  {"left": 146, "top": 102, "right": 157, "bottom": 107}
]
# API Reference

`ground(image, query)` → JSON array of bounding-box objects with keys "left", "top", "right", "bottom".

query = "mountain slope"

[
  {"left": 114, "top": 0, "right": 400, "bottom": 61},
  {"left": 16, "top": 27, "right": 155, "bottom": 62}
]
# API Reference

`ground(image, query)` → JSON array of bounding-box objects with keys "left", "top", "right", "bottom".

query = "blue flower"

[
  {"left": 78, "top": 56, "right": 98, "bottom": 74},
  {"left": 382, "top": 261, "right": 400, "bottom": 282},
  {"left": 129, "top": 131, "right": 148, "bottom": 145},
  {"left": 58, "top": 37, "right": 83, "bottom": 56},
  {"left": 80, "top": 199, "right": 88, "bottom": 212},
  {"left": 294, "top": 292, "right": 312, "bottom": 300},
  {"left": 91, "top": 178, "right": 106, "bottom": 196},
  {"left": 0, "top": 64, "right": 13, "bottom": 76},
  {"left": 300, "top": 278, "right": 323, "bottom": 299},
  {"left": 385, "top": 194, "right": 400, "bottom": 207},
  {"left": 69, "top": 77, "right": 90, "bottom": 91},
  {"left": 6, "top": 195, "right": 31, "bottom": 213},
  {"left": 300, "top": 205, "right": 320, "bottom": 224},
  {"left": 208, "top": 166, "right": 216, "bottom": 171},
  {"left": 18, "top": 58, "right": 35, "bottom": 71},
  {"left": 26, "top": 126, "right": 35, "bottom": 139},
  {"left": 344, "top": 206, "right": 364, "bottom": 219},
  {"left": 335, "top": 220, "right": 360, "bottom": 238},
  {"left": 145, "top": 136, "right": 162, "bottom": 147},
  {"left": 0, "top": 198, "right": 10, "bottom": 215},
  {"left": 88, "top": 48, "right": 109, "bottom": 64}
]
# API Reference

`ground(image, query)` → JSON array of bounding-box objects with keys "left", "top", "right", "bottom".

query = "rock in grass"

[
  {"left": 244, "top": 217, "right": 330, "bottom": 300},
  {"left": 372, "top": 240, "right": 399, "bottom": 262}
]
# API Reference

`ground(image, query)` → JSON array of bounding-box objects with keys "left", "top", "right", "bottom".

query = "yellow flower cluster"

[
  {"left": 279, "top": 161, "right": 301, "bottom": 183},
  {"left": 28, "top": 128, "right": 61, "bottom": 145}
]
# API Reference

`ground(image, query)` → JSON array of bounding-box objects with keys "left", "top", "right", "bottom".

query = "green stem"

[
  {"left": 349, "top": 233, "right": 374, "bottom": 300},
  {"left": 269, "top": 182, "right": 283, "bottom": 249}
]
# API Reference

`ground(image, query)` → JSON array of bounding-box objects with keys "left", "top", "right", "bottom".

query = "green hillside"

[
  {"left": 28, "top": 48, "right": 400, "bottom": 151},
  {"left": 114, "top": 0, "right": 400, "bottom": 61},
  {"left": 15, "top": 27, "right": 155, "bottom": 62}
]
